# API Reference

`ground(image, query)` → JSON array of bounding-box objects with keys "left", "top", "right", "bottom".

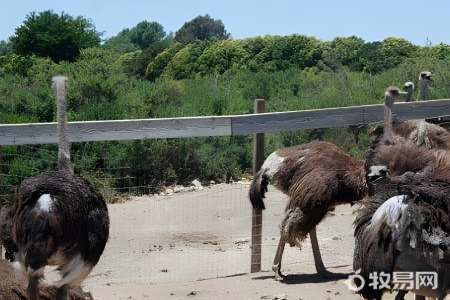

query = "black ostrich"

[
  {"left": 249, "top": 140, "right": 368, "bottom": 280},
  {"left": 4, "top": 76, "right": 110, "bottom": 300}
]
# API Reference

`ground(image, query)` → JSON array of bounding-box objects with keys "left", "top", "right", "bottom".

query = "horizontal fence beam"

[{"left": 1, "top": 99, "right": 450, "bottom": 145}]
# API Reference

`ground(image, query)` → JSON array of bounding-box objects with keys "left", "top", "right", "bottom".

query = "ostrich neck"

[
  {"left": 419, "top": 81, "right": 429, "bottom": 100},
  {"left": 384, "top": 92, "right": 395, "bottom": 138},
  {"left": 53, "top": 76, "right": 73, "bottom": 173},
  {"left": 405, "top": 90, "right": 413, "bottom": 102}
]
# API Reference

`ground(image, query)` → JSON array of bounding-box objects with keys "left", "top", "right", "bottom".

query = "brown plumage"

[
  {"left": 249, "top": 140, "right": 368, "bottom": 280},
  {"left": 370, "top": 120, "right": 450, "bottom": 151},
  {"left": 1, "top": 197, "right": 16, "bottom": 262},
  {"left": 0, "top": 259, "right": 27, "bottom": 300},
  {"left": 9, "top": 170, "right": 109, "bottom": 299},
  {"left": 353, "top": 106, "right": 450, "bottom": 299},
  {"left": 0, "top": 259, "right": 93, "bottom": 300},
  {"left": 2, "top": 76, "right": 110, "bottom": 300}
]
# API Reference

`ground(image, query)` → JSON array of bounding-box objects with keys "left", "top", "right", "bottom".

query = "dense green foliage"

[
  {"left": 174, "top": 14, "right": 230, "bottom": 44},
  {"left": 10, "top": 10, "right": 102, "bottom": 63},
  {"left": 1, "top": 12, "right": 450, "bottom": 200}
]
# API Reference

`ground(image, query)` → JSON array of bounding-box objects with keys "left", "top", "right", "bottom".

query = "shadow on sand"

[{"left": 252, "top": 269, "right": 350, "bottom": 285}]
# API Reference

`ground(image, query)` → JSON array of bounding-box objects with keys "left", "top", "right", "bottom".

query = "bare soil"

[{"left": 79, "top": 183, "right": 412, "bottom": 300}]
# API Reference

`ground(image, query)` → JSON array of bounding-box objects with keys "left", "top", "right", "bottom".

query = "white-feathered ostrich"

[
  {"left": 7, "top": 76, "right": 110, "bottom": 300},
  {"left": 249, "top": 140, "right": 369, "bottom": 280}
]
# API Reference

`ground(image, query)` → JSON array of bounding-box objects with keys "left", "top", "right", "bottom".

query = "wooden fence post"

[{"left": 251, "top": 99, "right": 265, "bottom": 273}]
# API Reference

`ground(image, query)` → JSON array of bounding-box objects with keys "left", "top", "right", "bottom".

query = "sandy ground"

[{"left": 78, "top": 183, "right": 412, "bottom": 300}]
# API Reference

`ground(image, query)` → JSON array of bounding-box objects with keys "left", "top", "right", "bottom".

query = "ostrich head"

[
  {"left": 419, "top": 71, "right": 433, "bottom": 100},
  {"left": 402, "top": 81, "right": 415, "bottom": 102}
]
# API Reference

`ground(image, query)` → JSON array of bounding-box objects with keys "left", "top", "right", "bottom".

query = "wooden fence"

[
  {"left": 1, "top": 99, "right": 450, "bottom": 145},
  {"left": 1, "top": 98, "right": 450, "bottom": 274}
]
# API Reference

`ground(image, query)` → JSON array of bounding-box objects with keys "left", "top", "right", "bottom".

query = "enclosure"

[{"left": 1, "top": 99, "right": 450, "bottom": 299}]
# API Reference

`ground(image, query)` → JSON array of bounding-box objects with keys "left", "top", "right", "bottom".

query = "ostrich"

[
  {"left": 419, "top": 71, "right": 433, "bottom": 101},
  {"left": 353, "top": 85, "right": 450, "bottom": 299},
  {"left": 249, "top": 140, "right": 368, "bottom": 280},
  {"left": 373, "top": 81, "right": 450, "bottom": 150},
  {"left": 403, "top": 82, "right": 414, "bottom": 102},
  {"left": 0, "top": 259, "right": 93, "bottom": 300},
  {"left": 6, "top": 76, "right": 110, "bottom": 300},
  {"left": 353, "top": 139, "right": 450, "bottom": 300},
  {"left": 247, "top": 86, "right": 447, "bottom": 282}
]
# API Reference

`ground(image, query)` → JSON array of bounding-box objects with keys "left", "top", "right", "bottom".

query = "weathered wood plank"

[
  {"left": 0, "top": 117, "right": 232, "bottom": 145},
  {"left": 1, "top": 99, "right": 450, "bottom": 145},
  {"left": 394, "top": 99, "right": 450, "bottom": 120},
  {"left": 232, "top": 99, "right": 450, "bottom": 134},
  {"left": 232, "top": 105, "right": 367, "bottom": 135}
]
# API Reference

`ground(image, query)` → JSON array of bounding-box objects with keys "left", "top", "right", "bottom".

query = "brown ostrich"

[
  {"left": 353, "top": 137, "right": 450, "bottom": 300},
  {"left": 353, "top": 85, "right": 450, "bottom": 300},
  {"left": 249, "top": 140, "right": 368, "bottom": 280},
  {"left": 3, "top": 76, "right": 110, "bottom": 300},
  {"left": 247, "top": 86, "right": 445, "bottom": 282}
]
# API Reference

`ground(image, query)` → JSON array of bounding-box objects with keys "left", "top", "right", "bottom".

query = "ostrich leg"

[
  {"left": 56, "top": 285, "right": 69, "bottom": 300},
  {"left": 272, "top": 236, "right": 286, "bottom": 281},
  {"left": 27, "top": 275, "right": 40, "bottom": 300},
  {"left": 310, "top": 226, "right": 347, "bottom": 278},
  {"left": 309, "top": 226, "right": 333, "bottom": 277}
]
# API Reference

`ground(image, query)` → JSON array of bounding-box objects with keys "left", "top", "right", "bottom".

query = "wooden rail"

[{"left": 1, "top": 99, "right": 450, "bottom": 145}]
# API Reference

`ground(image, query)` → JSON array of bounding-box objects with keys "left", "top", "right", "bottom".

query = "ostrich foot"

[{"left": 272, "top": 263, "right": 285, "bottom": 281}]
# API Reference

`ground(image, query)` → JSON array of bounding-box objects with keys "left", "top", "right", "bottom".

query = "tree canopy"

[
  {"left": 174, "top": 14, "right": 230, "bottom": 44},
  {"left": 10, "top": 10, "right": 102, "bottom": 62}
]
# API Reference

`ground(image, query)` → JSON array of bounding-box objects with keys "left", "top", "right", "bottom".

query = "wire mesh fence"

[{"left": 0, "top": 131, "right": 359, "bottom": 286}]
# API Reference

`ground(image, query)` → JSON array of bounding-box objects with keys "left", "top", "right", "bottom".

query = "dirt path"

[{"left": 79, "top": 183, "right": 413, "bottom": 300}]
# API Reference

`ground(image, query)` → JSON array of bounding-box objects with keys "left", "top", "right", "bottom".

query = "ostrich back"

[
  {"left": 369, "top": 120, "right": 450, "bottom": 150},
  {"left": 272, "top": 141, "right": 367, "bottom": 212},
  {"left": 12, "top": 170, "right": 109, "bottom": 277},
  {"left": 353, "top": 173, "right": 450, "bottom": 300}
]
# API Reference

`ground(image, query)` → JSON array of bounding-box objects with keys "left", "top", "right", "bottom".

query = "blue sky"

[{"left": 1, "top": 0, "right": 449, "bottom": 46}]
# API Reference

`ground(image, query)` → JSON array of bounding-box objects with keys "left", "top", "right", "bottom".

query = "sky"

[{"left": 1, "top": 0, "right": 449, "bottom": 46}]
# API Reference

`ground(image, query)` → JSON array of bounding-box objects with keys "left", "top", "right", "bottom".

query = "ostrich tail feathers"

[{"left": 249, "top": 169, "right": 269, "bottom": 209}]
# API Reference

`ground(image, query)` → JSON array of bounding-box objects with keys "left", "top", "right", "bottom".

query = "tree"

[
  {"left": 174, "top": 14, "right": 230, "bottom": 44},
  {"left": 0, "top": 40, "right": 12, "bottom": 56},
  {"left": 379, "top": 37, "right": 417, "bottom": 69},
  {"left": 103, "top": 30, "right": 138, "bottom": 54},
  {"left": 10, "top": 10, "right": 102, "bottom": 62},
  {"left": 322, "top": 36, "right": 365, "bottom": 71},
  {"left": 129, "top": 21, "right": 168, "bottom": 49}
]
